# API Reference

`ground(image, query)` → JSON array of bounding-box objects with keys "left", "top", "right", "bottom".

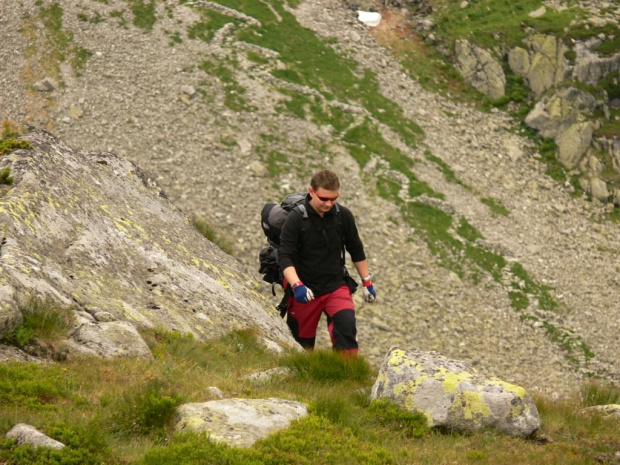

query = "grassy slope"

[{"left": 0, "top": 326, "right": 619, "bottom": 464}]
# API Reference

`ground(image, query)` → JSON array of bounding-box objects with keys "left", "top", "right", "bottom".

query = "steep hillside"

[{"left": 1, "top": 0, "right": 618, "bottom": 397}]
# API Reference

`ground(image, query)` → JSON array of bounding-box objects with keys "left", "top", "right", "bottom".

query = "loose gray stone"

[
  {"left": 175, "top": 398, "right": 308, "bottom": 447},
  {"left": 6, "top": 424, "right": 64, "bottom": 449}
]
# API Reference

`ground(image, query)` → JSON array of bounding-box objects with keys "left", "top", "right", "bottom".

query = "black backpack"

[{"left": 258, "top": 194, "right": 307, "bottom": 315}]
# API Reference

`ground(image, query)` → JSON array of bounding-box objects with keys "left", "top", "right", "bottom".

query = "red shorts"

[{"left": 287, "top": 285, "right": 355, "bottom": 339}]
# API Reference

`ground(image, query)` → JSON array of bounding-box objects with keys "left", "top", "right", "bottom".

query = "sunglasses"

[{"left": 316, "top": 194, "right": 339, "bottom": 202}]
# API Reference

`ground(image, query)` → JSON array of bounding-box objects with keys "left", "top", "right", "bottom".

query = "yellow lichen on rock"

[
  {"left": 488, "top": 378, "right": 526, "bottom": 398},
  {"left": 455, "top": 391, "right": 491, "bottom": 421},
  {"left": 435, "top": 367, "right": 474, "bottom": 394}
]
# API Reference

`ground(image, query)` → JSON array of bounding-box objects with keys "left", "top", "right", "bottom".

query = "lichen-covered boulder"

[
  {"left": 175, "top": 398, "right": 308, "bottom": 448},
  {"left": 6, "top": 424, "right": 64, "bottom": 449},
  {"left": 371, "top": 347, "right": 541, "bottom": 437}
]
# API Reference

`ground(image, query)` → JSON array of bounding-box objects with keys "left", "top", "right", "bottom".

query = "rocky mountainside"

[
  {"left": 1, "top": 0, "right": 618, "bottom": 398},
  {"left": 0, "top": 127, "right": 297, "bottom": 359}
]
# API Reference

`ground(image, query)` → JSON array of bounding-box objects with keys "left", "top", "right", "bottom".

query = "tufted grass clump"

[
  {"left": 579, "top": 380, "right": 620, "bottom": 407},
  {"left": 367, "top": 400, "right": 430, "bottom": 439},
  {"left": 0, "top": 168, "right": 13, "bottom": 186},
  {"left": 2, "top": 296, "right": 75, "bottom": 352},
  {"left": 193, "top": 216, "right": 235, "bottom": 255},
  {"left": 282, "top": 349, "right": 373, "bottom": 383},
  {"left": 0, "top": 119, "right": 31, "bottom": 158},
  {"left": 103, "top": 378, "right": 183, "bottom": 439}
]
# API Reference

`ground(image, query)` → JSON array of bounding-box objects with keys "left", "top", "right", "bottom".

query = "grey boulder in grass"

[{"left": 371, "top": 347, "right": 541, "bottom": 437}]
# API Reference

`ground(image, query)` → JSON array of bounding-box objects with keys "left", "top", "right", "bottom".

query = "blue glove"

[
  {"left": 362, "top": 281, "right": 376, "bottom": 303},
  {"left": 292, "top": 282, "right": 315, "bottom": 303}
]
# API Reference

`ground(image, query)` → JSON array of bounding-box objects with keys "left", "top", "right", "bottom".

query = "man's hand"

[
  {"left": 292, "top": 282, "right": 315, "bottom": 303},
  {"left": 362, "top": 279, "right": 376, "bottom": 303}
]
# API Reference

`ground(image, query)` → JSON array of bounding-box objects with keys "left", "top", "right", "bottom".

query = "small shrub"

[
  {"left": 0, "top": 363, "right": 71, "bottom": 408},
  {"left": 254, "top": 415, "right": 395, "bottom": 464},
  {"left": 309, "top": 394, "right": 354, "bottom": 426},
  {"left": 143, "top": 432, "right": 264, "bottom": 464},
  {"left": 367, "top": 399, "right": 430, "bottom": 439},
  {"left": 282, "top": 350, "right": 373, "bottom": 383}
]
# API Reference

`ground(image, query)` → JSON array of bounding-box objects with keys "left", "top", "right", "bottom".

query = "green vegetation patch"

[
  {"left": 509, "top": 262, "right": 556, "bottom": 311},
  {"left": 0, "top": 422, "right": 115, "bottom": 465},
  {"left": 0, "top": 168, "right": 14, "bottom": 186},
  {"left": 199, "top": 59, "right": 255, "bottom": 112},
  {"left": 368, "top": 400, "right": 430, "bottom": 439},
  {"left": 0, "top": 363, "right": 72, "bottom": 409},
  {"left": 481, "top": 197, "right": 510, "bottom": 216},
  {"left": 0, "top": 138, "right": 29, "bottom": 157},
  {"left": 344, "top": 120, "right": 437, "bottom": 198},
  {"left": 188, "top": 9, "right": 239, "bottom": 42},
  {"left": 424, "top": 149, "right": 468, "bottom": 187},
  {"left": 432, "top": 0, "right": 582, "bottom": 50},
  {"left": 126, "top": 0, "right": 157, "bottom": 32},
  {"left": 0, "top": 120, "right": 31, "bottom": 169},
  {"left": 144, "top": 416, "right": 395, "bottom": 464},
  {"left": 34, "top": 3, "right": 94, "bottom": 77},
  {"left": 39, "top": 2, "right": 73, "bottom": 54}
]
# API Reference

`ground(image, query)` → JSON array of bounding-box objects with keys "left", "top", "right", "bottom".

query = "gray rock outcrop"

[
  {"left": 454, "top": 39, "right": 506, "bottom": 99},
  {"left": 371, "top": 347, "right": 541, "bottom": 437},
  {"left": 5, "top": 424, "right": 64, "bottom": 449},
  {"left": 573, "top": 42, "right": 620, "bottom": 86},
  {"left": 175, "top": 398, "right": 308, "bottom": 448},
  {"left": 0, "top": 129, "right": 298, "bottom": 359},
  {"left": 525, "top": 87, "right": 599, "bottom": 169},
  {"left": 508, "top": 34, "right": 569, "bottom": 97}
]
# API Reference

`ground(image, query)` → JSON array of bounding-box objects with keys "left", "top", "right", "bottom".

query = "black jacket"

[{"left": 278, "top": 195, "right": 366, "bottom": 296}]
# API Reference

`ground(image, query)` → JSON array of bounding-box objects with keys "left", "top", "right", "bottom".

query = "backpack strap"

[{"left": 294, "top": 204, "right": 308, "bottom": 219}]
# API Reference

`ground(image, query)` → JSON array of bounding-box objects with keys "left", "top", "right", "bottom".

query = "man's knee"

[{"left": 329, "top": 309, "right": 358, "bottom": 350}]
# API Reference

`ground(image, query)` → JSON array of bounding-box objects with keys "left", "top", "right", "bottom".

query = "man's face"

[{"left": 309, "top": 187, "right": 339, "bottom": 215}]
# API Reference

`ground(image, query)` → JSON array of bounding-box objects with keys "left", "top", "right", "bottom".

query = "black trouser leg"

[
  {"left": 286, "top": 314, "right": 316, "bottom": 349},
  {"left": 327, "top": 309, "right": 358, "bottom": 351}
]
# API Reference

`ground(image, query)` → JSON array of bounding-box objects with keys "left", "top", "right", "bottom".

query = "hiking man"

[{"left": 278, "top": 169, "right": 376, "bottom": 354}]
